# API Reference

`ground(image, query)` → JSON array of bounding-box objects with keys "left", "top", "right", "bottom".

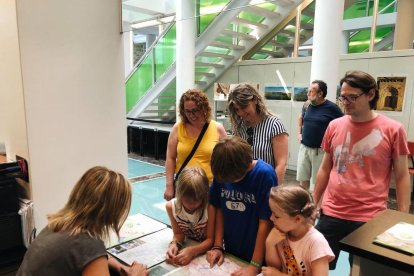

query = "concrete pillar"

[
  {"left": 146, "top": 34, "right": 156, "bottom": 49},
  {"left": 393, "top": 0, "right": 414, "bottom": 50},
  {"left": 123, "top": 26, "right": 134, "bottom": 77},
  {"left": 176, "top": 0, "right": 195, "bottom": 116},
  {"left": 341, "top": 30, "right": 350, "bottom": 54},
  {"left": 310, "top": 0, "right": 345, "bottom": 102},
  {"left": 0, "top": 0, "right": 127, "bottom": 229}
]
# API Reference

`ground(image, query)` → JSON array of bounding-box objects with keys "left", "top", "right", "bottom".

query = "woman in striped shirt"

[{"left": 228, "top": 83, "right": 288, "bottom": 183}]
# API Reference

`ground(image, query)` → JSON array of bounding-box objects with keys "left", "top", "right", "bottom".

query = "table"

[
  {"left": 339, "top": 209, "right": 414, "bottom": 276},
  {"left": 107, "top": 213, "right": 246, "bottom": 275}
]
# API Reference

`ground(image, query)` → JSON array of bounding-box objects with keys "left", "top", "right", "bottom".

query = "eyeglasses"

[
  {"left": 337, "top": 93, "right": 364, "bottom": 103},
  {"left": 184, "top": 108, "right": 200, "bottom": 115},
  {"left": 246, "top": 127, "right": 254, "bottom": 146}
]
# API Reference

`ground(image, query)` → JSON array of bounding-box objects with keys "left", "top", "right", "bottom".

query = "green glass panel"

[
  {"left": 348, "top": 27, "right": 393, "bottom": 53},
  {"left": 344, "top": 0, "right": 395, "bottom": 19},
  {"left": 199, "top": 0, "right": 230, "bottom": 35},
  {"left": 125, "top": 53, "right": 153, "bottom": 112},
  {"left": 154, "top": 24, "right": 176, "bottom": 81}
]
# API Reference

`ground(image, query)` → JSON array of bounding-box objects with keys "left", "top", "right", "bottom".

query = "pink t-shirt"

[
  {"left": 275, "top": 227, "right": 334, "bottom": 276},
  {"left": 321, "top": 114, "right": 409, "bottom": 222}
]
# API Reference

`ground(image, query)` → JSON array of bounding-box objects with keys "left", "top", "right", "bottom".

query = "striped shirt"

[
  {"left": 171, "top": 198, "right": 208, "bottom": 242},
  {"left": 239, "top": 115, "right": 288, "bottom": 168}
]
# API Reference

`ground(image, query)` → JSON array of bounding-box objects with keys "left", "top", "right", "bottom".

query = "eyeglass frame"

[
  {"left": 337, "top": 93, "right": 365, "bottom": 104},
  {"left": 184, "top": 108, "right": 201, "bottom": 115}
]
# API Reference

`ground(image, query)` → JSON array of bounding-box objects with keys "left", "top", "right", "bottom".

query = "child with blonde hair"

[
  {"left": 262, "top": 185, "right": 334, "bottom": 276},
  {"left": 165, "top": 166, "right": 215, "bottom": 265}
]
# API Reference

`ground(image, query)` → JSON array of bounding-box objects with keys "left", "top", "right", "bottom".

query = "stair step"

[
  {"left": 210, "top": 41, "right": 245, "bottom": 50},
  {"left": 232, "top": 17, "right": 268, "bottom": 30},
  {"left": 195, "top": 61, "right": 225, "bottom": 68},
  {"left": 139, "top": 115, "right": 174, "bottom": 120},
  {"left": 275, "top": 0, "right": 295, "bottom": 6},
  {"left": 195, "top": 80, "right": 207, "bottom": 85},
  {"left": 199, "top": 51, "right": 235, "bottom": 60},
  {"left": 195, "top": 71, "right": 216, "bottom": 77},
  {"left": 221, "top": 29, "right": 256, "bottom": 40},
  {"left": 244, "top": 5, "right": 280, "bottom": 19}
]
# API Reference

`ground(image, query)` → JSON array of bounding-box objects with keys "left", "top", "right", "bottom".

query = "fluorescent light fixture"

[
  {"left": 276, "top": 69, "right": 290, "bottom": 94},
  {"left": 131, "top": 15, "right": 174, "bottom": 29}
]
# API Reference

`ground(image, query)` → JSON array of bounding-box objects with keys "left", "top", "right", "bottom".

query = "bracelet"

[
  {"left": 250, "top": 260, "right": 262, "bottom": 268},
  {"left": 211, "top": 245, "right": 225, "bottom": 254}
]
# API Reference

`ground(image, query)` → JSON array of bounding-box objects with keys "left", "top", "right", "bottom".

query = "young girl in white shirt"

[
  {"left": 263, "top": 185, "right": 334, "bottom": 276},
  {"left": 165, "top": 167, "right": 215, "bottom": 265}
]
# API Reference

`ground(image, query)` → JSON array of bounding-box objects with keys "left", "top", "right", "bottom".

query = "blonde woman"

[
  {"left": 17, "top": 166, "right": 148, "bottom": 276},
  {"left": 228, "top": 83, "right": 288, "bottom": 183}
]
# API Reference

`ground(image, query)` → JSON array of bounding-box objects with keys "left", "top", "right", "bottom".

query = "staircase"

[
  {"left": 126, "top": 0, "right": 397, "bottom": 123},
  {"left": 126, "top": 0, "right": 303, "bottom": 122}
]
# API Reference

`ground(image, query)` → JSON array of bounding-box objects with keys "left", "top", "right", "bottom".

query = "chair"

[{"left": 408, "top": 142, "right": 414, "bottom": 199}]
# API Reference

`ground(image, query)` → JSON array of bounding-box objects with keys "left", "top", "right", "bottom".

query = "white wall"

[
  {"left": 8, "top": 0, "right": 128, "bottom": 229},
  {"left": 0, "top": 0, "right": 29, "bottom": 161},
  {"left": 213, "top": 50, "right": 414, "bottom": 170}
]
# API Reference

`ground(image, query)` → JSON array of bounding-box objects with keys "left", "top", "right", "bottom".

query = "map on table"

[
  {"left": 164, "top": 253, "right": 245, "bottom": 275},
  {"left": 107, "top": 227, "right": 172, "bottom": 267},
  {"left": 105, "top": 213, "right": 167, "bottom": 248}
]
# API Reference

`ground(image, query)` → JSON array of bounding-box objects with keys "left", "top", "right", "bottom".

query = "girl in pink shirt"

[{"left": 263, "top": 185, "right": 334, "bottom": 276}]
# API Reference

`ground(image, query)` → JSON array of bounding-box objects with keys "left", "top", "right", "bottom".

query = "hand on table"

[
  {"left": 120, "top": 261, "right": 148, "bottom": 276},
  {"left": 206, "top": 248, "right": 224, "bottom": 268},
  {"left": 231, "top": 264, "right": 260, "bottom": 276}
]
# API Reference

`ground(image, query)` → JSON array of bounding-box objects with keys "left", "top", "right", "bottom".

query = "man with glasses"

[
  {"left": 297, "top": 80, "right": 343, "bottom": 191},
  {"left": 313, "top": 70, "right": 411, "bottom": 270}
]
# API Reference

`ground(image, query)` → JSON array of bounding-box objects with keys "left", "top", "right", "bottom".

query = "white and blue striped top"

[{"left": 238, "top": 115, "right": 288, "bottom": 168}]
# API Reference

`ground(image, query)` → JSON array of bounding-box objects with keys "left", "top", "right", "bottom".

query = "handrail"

[
  {"left": 125, "top": 16, "right": 176, "bottom": 82},
  {"left": 127, "top": 117, "right": 174, "bottom": 125}
]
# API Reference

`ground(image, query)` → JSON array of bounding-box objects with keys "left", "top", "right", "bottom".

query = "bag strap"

[{"left": 175, "top": 122, "right": 209, "bottom": 181}]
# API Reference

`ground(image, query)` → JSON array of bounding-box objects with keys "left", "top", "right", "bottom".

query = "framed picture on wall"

[
  {"left": 376, "top": 76, "right": 406, "bottom": 112},
  {"left": 264, "top": 84, "right": 292, "bottom": 100},
  {"left": 293, "top": 86, "right": 308, "bottom": 101}
]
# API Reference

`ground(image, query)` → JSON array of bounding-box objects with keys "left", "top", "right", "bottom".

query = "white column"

[
  {"left": 3, "top": 0, "right": 128, "bottom": 229},
  {"left": 123, "top": 25, "right": 134, "bottom": 78},
  {"left": 176, "top": 0, "right": 195, "bottom": 115},
  {"left": 341, "top": 30, "right": 350, "bottom": 54},
  {"left": 310, "top": 0, "right": 345, "bottom": 102},
  {"left": 393, "top": 0, "right": 414, "bottom": 50}
]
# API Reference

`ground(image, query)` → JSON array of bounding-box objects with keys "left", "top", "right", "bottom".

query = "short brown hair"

[
  {"left": 269, "top": 184, "right": 315, "bottom": 218},
  {"left": 175, "top": 167, "right": 209, "bottom": 215},
  {"left": 340, "top": 70, "right": 379, "bottom": 110},
  {"left": 47, "top": 166, "right": 131, "bottom": 240},
  {"left": 179, "top": 89, "right": 212, "bottom": 124},
  {"left": 211, "top": 136, "right": 252, "bottom": 183}
]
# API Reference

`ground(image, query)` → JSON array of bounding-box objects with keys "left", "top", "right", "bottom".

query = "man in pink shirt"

[{"left": 313, "top": 70, "right": 411, "bottom": 270}]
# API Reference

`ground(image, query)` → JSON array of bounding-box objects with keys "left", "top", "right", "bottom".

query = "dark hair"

[
  {"left": 211, "top": 137, "right": 252, "bottom": 183},
  {"left": 269, "top": 184, "right": 315, "bottom": 219},
  {"left": 179, "top": 89, "right": 212, "bottom": 124},
  {"left": 340, "top": 70, "right": 379, "bottom": 109},
  {"left": 312, "top": 80, "right": 327, "bottom": 97}
]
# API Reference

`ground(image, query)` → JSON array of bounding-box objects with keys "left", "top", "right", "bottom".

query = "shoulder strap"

[{"left": 175, "top": 122, "right": 209, "bottom": 181}]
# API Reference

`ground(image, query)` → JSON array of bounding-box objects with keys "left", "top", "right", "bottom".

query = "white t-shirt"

[{"left": 171, "top": 198, "right": 208, "bottom": 242}]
